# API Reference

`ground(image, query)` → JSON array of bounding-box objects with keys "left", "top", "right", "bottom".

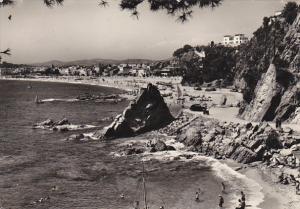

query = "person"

[
  {"left": 241, "top": 191, "right": 246, "bottom": 202},
  {"left": 282, "top": 176, "right": 289, "bottom": 185},
  {"left": 221, "top": 182, "right": 226, "bottom": 193},
  {"left": 278, "top": 172, "right": 284, "bottom": 183},
  {"left": 133, "top": 201, "right": 139, "bottom": 209},
  {"left": 296, "top": 181, "right": 300, "bottom": 195},
  {"left": 219, "top": 195, "right": 224, "bottom": 208},
  {"left": 290, "top": 174, "right": 296, "bottom": 185},
  {"left": 195, "top": 191, "right": 200, "bottom": 201},
  {"left": 198, "top": 187, "right": 202, "bottom": 194},
  {"left": 235, "top": 199, "right": 245, "bottom": 209}
]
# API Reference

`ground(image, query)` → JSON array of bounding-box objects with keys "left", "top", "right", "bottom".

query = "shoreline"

[
  {"left": 1, "top": 76, "right": 300, "bottom": 209},
  {"left": 223, "top": 160, "right": 300, "bottom": 209}
]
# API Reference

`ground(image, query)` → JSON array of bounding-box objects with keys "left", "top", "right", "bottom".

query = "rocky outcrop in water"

[
  {"left": 33, "top": 118, "right": 96, "bottom": 132},
  {"left": 94, "top": 83, "right": 174, "bottom": 139}
]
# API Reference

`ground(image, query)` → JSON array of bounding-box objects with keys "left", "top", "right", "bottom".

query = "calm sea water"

[{"left": 0, "top": 79, "right": 255, "bottom": 209}]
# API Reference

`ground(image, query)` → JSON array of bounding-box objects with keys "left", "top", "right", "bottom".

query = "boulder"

[
  {"left": 202, "top": 133, "right": 215, "bottom": 142},
  {"left": 215, "top": 126, "right": 225, "bottom": 135},
  {"left": 94, "top": 83, "right": 174, "bottom": 139},
  {"left": 230, "top": 146, "right": 258, "bottom": 163},
  {"left": 166, "top": 145, "right": 176, "bottom": 151},
  {"left": 124, "top": 147, "right": 145, "bottom": 155},
  {"left": 151, "top": 140, "right": 167, "bottom": 152},
  {"left": 264, "top": 129, "right": 282, "bottom": 149},
  {"left": 280, "top": 149, "right": 293, "bottom": 157},
  {"left": 149, "top": 140, "right": 175, "bottom": 152},
  {"left": 245, "top": 122, "right": 252, "bottom": 129},
  {"left": 56, "top": 118, "right": 70, "bottom": 126},
  {"left": 178, "top": 126, "right": 202, "bottom": 146},
  {"left": 37, "top": 119, "right": 54, "bottom": 126}
]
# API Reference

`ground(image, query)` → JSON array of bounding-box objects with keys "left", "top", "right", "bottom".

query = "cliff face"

[{"left": 236, "top": 11, "right": 300, "bottom": 123}]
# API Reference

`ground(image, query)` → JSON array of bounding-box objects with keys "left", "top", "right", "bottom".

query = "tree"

[
  {"left": 282, "top": 1, "right": 299, "bottom": 24},
  {"left": 1, "top": 0, "right": 223, "bottom": 22}
]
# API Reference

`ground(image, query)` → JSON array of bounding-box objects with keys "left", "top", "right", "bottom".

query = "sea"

[{"left": 0, "top": 79, "right": 264, "bottom": 209}]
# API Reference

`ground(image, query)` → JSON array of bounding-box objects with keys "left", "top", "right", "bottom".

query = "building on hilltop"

[{"left": 223, "top": 34, "right": 248, "bottom": 47}]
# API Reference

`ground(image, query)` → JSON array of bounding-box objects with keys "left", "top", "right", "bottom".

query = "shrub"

[{"left": 282, "top": 2, "right": 299, "bottom": 24}]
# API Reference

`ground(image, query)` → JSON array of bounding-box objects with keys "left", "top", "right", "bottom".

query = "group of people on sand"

[
  {"left": 278, "top": 172, "right": 300, "bottom": 194},
  {"left": 194, "top": 182, "right": 247, "bottom": 209}
]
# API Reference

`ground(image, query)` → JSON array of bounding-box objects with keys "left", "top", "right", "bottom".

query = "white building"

[{"left": 223, "top": 34, "right": 248, "bottom": 47}]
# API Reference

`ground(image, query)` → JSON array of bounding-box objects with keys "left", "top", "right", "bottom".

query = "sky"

[{"left": 0, "top": 0, "right": 297, "bottom": 64}]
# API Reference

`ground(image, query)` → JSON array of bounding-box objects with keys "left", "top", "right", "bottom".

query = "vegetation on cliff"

[{"left": 173, "top": 43, "right": 237, "bottom": 86}]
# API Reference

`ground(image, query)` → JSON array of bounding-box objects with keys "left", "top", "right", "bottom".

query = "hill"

[{"left": 31, "top": 58, "right": 158, "bottom": 67}]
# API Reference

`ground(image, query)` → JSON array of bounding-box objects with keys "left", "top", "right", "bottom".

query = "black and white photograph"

[{"left": 0, "top": 0, "right": 300, "bottom": 208}]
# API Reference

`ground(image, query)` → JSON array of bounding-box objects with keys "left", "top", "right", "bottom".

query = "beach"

[{"left": 0, "top": 76, "right": 299, "bottom": 209}]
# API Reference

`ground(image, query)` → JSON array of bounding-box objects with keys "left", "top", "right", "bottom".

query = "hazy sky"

[{"left": 0, "top": 0, "right": 296, "bottom": 64}]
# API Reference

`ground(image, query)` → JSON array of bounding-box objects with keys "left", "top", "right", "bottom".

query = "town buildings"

[{"left": 223, "top": 34, "right": 249, "bottom": 47}]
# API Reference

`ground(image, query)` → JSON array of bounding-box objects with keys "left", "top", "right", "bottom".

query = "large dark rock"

[
  {"left": 150, "top": 140, "right": 168, "bottom": 152},
  {"left": 94, "top": 83, "right": 174, "bottom": 139}
]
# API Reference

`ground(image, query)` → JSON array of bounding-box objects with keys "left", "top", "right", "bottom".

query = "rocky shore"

[{"left": 33, "top": 118, "right": 96, "bottom": 132}]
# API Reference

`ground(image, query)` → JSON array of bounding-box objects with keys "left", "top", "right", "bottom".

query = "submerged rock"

[{"left": 94, "top": 83, "right": 174, "bottom": 139}]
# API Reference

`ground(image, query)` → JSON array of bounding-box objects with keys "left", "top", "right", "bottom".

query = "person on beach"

[
  {"left": 218, "top": 195, "right": 224, "bottom": 208},
  {"left": 235, "top": 199, "right": 245, "bottom": 209},
  {"left": 296, "top": 181, "right": 300, "bottom": 195},
  {"left": 133, "top": 201, "right": 139, "bottom": 209},
  {"left": 278, "top": 172, "right": 284, "bottom": 183},
  {"left": 241, "top": 191, "right": 246, "bottom": 202},
  {"left": 221, "top": 182, "right": 226, "bottom": 193},
  {"left": 290, "top": 174, "right": 296, "bottom": 185},
  {"left": 195, "top": 191, "right": 200, "bottom": 201}
]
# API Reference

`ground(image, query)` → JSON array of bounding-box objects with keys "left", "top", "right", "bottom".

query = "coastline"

[
  {"left": 223, "top": 160, "right": 300, "bottom": 209},
  {"left": 1, "top": 76, "right": 300, "bottom": 209}
]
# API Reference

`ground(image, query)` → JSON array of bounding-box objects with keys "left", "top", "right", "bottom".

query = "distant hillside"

[{"left": 31, "top": 58, "right": 159, "bottom": 67}]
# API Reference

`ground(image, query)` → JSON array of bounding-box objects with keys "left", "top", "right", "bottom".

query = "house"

[
  {"left": 223, "top": 35, "right": 234, "bottom": 46},
  {"left": 223, "top": 34, "right": 248, "bottom": 47}
]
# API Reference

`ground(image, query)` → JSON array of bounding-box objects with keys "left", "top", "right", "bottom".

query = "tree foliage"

[
  {"left": 282, "top": 1, "right": 299, "bottom": 24},
  {"left": 173, "top": 44, "right": 193, "bottom": 57},
  {"left": 174, "top": 44, "right": 237, "bottom": 86},
  {"left": 1, "top": 0, "right": 223, "bottom": 22}
]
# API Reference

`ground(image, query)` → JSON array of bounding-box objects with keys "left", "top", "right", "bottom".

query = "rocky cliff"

[
  {"left": 236, "top": 8, "right": 300, "bottom": 123},
  {"left": 93, "top": 83, "right": 174, "bottom": 139}
]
